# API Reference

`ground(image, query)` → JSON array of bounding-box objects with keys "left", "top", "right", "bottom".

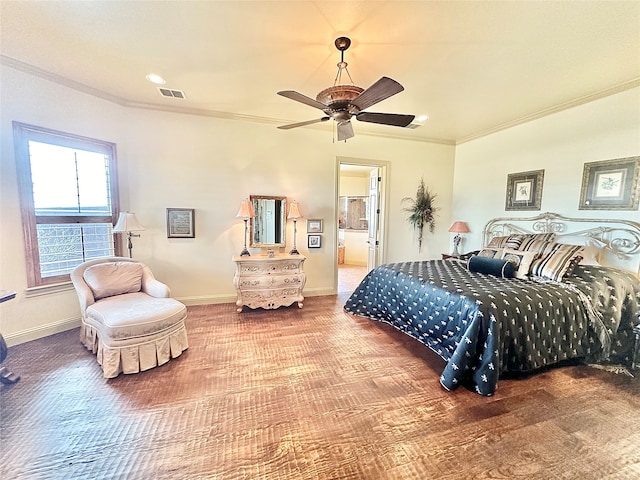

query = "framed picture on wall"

[
  {"left": 579, "top": 157, "right": 640, "bottom": 210},
  {"left": 505, "top": 170, "right": 544, "bottom": 211},
  {"left": 166, "top": 208, "right": 195, "bottom": 238},
  {"left": 307, "top": 218, "right": 323, "bottom": 233},
  {"left": 308, "top": 234, "right": 322, "bottom": 248}
]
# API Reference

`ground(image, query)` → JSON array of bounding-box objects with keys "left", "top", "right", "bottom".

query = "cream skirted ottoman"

[{"left": 71, "top": 257, "right": 188, "bottom": 378}]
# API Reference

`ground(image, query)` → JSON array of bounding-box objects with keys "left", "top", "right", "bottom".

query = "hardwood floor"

[
  {"left": 1, "top": 295, "right": 639, "bottom": 479},
  {"left": 337, "top": 264, "right": 367, "bottom": 294}
]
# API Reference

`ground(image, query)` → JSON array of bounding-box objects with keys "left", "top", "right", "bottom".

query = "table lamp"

[
  {"left": 236, "top": 199, "right": 256, "bottom": 256},
  {"left": 448, "top": 221, "right": 470, "bottom": 257},
  {"left": 287, "top": 201, "right": 303, "bottom": 255}
]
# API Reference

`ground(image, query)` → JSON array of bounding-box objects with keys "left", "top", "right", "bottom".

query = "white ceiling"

[{"left": 1, "top": 1, "right": 639, "bottom": 144}]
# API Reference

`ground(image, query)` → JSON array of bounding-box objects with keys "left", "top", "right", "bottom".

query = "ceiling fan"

[{"left": 277, "top": 37, "right": 415, "bottom": 141}]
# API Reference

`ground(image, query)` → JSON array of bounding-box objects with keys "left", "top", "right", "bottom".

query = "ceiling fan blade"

[
  {"left": 278, "top": 117, "right": 330, "bottom": 130},
  {"left": 337, "top": 121, "right": 354, "bottom": 141},
  {"left": 351, "top": 77, "right": 404, "bottom": 111},
  {"left": 277, "top": 91, "right": 327, "bottom": 110},
  {"left": 356, "top": 112, "right": 415, "bottom": 127}
]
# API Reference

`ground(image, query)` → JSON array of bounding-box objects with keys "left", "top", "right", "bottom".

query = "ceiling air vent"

[{"left": 157, "top": 87, "right": 186, "bottom": 99}]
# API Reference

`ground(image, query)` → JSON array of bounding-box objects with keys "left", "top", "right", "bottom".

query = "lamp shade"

[
  {"left": 287, "top": 201, "right": 303, "bottom": 220},
  {"left": 448, "top": 221, "right": 470, "bottom": 233},
  {"left": 236, "top": 199, "right": 256, "bottom": 219},
  {"left": 113, "top": 212, "right": 145, "bottom": 232}
]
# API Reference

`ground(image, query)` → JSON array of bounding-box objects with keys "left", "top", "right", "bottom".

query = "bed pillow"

[
  {"left": 529, "top": 243, "right": 584, "bottom": 282},
  {"left": 477, "top": 247, "right": 504, "bottom": 259},
  {"left": 468, "top": 255, "right": 516, "bottom": 278},
  {"left": 500, "top": 249, "right": 538, "bottom": 279},
  {"left": 555, "top": 234, "right": 605, "bottom": 265},
  {"left": 517, "top": 233, "right": 556, "bottom": 253},
  {"left": 83, "top": 262, "right": 144, "bottom": 300},
  {"left": 486, "top": 234, "right": 524, "bottom": 250}
]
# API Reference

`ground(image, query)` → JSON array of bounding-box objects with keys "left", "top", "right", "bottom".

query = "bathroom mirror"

[{"left": 250, "top": 195, "right": 287, "bottom": 247}]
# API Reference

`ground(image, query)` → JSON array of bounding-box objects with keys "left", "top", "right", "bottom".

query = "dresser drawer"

[
  {"left": 236, "top": 273, "right": 304, "bottom": 290},
  {"left": 236, "top": 260, "right": 303, "bottom": 276}
]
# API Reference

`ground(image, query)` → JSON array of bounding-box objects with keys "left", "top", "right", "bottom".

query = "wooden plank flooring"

[{"left": 1, "top": 294, "right": 639, "bottom": 479}]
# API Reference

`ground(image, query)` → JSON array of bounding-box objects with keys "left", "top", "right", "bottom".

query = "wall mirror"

[
  {"left": 339, "top": 196, "right": 369, "bottom": 231},
  {"left": 250, "top": 195, "right": 287, "bottom": 247}
]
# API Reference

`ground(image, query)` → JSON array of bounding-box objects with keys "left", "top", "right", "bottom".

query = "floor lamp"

[
  {"left": 287, "top": 201, "right": 303, "bottom": 255},
  {"left": 236, "top": 199, "right": 256, "bottom": 256},
  {"left": 113, "top": 212, "right": 145, "bottom": 258}
]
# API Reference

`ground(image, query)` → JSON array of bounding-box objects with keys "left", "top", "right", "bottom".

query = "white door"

[{"left": 367, "top": 168, "right": 381, "bottom": 270}]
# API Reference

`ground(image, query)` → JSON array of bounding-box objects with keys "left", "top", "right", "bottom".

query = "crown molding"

[
  {"left": 1, "top": 54, "right": 127, "bottom": 105},
  {"left": 456, "top": 78, "right": 640, "bottom": 145},
  {"left": 3, "top": 55, "right": 636, "bottom": 148}
]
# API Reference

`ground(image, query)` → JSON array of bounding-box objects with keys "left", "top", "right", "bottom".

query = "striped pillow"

[
  {"left": 530, "top": 243, "right": 584, "bottom": 282},
  {"left": 487, "top": 234, "right": 524, "bottom": 250},
  {"left": 518, "top": 233, "right": 556, "bottom": 253}
]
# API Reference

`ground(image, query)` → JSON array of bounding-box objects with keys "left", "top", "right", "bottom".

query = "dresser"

[{"left": 232, "top": 254, "right": 306, "bottom": 312}]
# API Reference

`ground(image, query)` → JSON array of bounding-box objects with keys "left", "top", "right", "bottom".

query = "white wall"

[
  {"left": 339, "top": 174, "right": 368, "bottom": 197},
  {"left": 341, "top": 231, "right": 368, "bottom": 266},
  {"left": 0, "top": 64, "right": 455, "bottom": 344},
  {"left": 452, "top": 87, "right": 640, "bottom": 253}
]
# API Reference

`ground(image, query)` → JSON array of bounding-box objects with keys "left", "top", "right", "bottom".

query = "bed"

[{"left": 344, "top": 212, "right": 640, "bottom": 396}]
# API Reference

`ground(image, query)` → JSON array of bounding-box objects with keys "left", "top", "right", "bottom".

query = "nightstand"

[{"left": 441, "top": 253, "right": 459, "bottom": 260}]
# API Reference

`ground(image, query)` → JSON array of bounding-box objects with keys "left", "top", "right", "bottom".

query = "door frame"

[{"left": 335, "top": 156, "right": 390, "bottom": 290}]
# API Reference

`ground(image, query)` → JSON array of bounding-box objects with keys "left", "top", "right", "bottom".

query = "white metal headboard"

[{"left": 483, "top": 212, "right": 640, "bottom": 275}]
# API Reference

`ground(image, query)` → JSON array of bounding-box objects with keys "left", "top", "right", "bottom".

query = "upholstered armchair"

[{"left": 71, "top": 257, "right": 188, "bottom": 378}]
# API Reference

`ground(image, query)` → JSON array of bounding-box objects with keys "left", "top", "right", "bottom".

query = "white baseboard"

[
  {"left": 177, "top": 294, "right": 237, "bottom": 306},
  {"left": 304, "top": 287, "right": 337, "bottom": 297},
  {"left": 5, "top": 316, "right": 81, "bottom": 347},
  {"left": 342, "top": 261, "right": 367, "bottom": 267}
]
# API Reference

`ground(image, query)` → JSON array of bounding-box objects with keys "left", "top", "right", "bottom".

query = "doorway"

[{"left": 336, "top": 159, "right": 388, "bottom": 294}]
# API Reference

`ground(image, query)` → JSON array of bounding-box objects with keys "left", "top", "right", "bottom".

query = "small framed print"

[
  {"left": 579, "top": 157, "right": 640, "bottom": 210},
  {"left": 307, "top": 218, "right": 323, "bottom": 233},
  {"left": 307, "top": 234, "right": 322, "bottom": 248},
  {"left": 167, "top": 208, "right": 195, "bottom": 238},
  {"left": 505, "top": 170, "right": 544, "bottom": 211}
]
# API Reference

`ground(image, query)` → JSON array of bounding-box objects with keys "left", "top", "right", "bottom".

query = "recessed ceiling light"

[{"left": 146, "top": 74, "right": 166, "bottom": 85}]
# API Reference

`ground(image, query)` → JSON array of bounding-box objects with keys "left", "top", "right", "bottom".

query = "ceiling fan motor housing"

[{"left": 316, "top": 85, "right": 364, "bottom": 121}]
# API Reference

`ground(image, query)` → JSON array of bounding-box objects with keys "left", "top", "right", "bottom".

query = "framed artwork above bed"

[
  {"left": 505, "top": 169, "right": 544, "bottom": 211},
  {"left": 579, "top": 156, "right": 640, "bottom": 210}
]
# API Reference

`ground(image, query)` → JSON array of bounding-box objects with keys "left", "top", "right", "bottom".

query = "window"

[{"left": 13, "top": 122, "right": 121, "bottom": 287}]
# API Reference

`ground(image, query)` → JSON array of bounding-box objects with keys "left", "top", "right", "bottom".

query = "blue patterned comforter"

[{"left": 343, "top": 260, "right": 640, "bottom": 396}]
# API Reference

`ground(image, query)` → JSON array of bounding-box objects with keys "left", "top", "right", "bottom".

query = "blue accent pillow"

[{"left": 468, "top": 255, "right": 516, "bottom": 278}]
